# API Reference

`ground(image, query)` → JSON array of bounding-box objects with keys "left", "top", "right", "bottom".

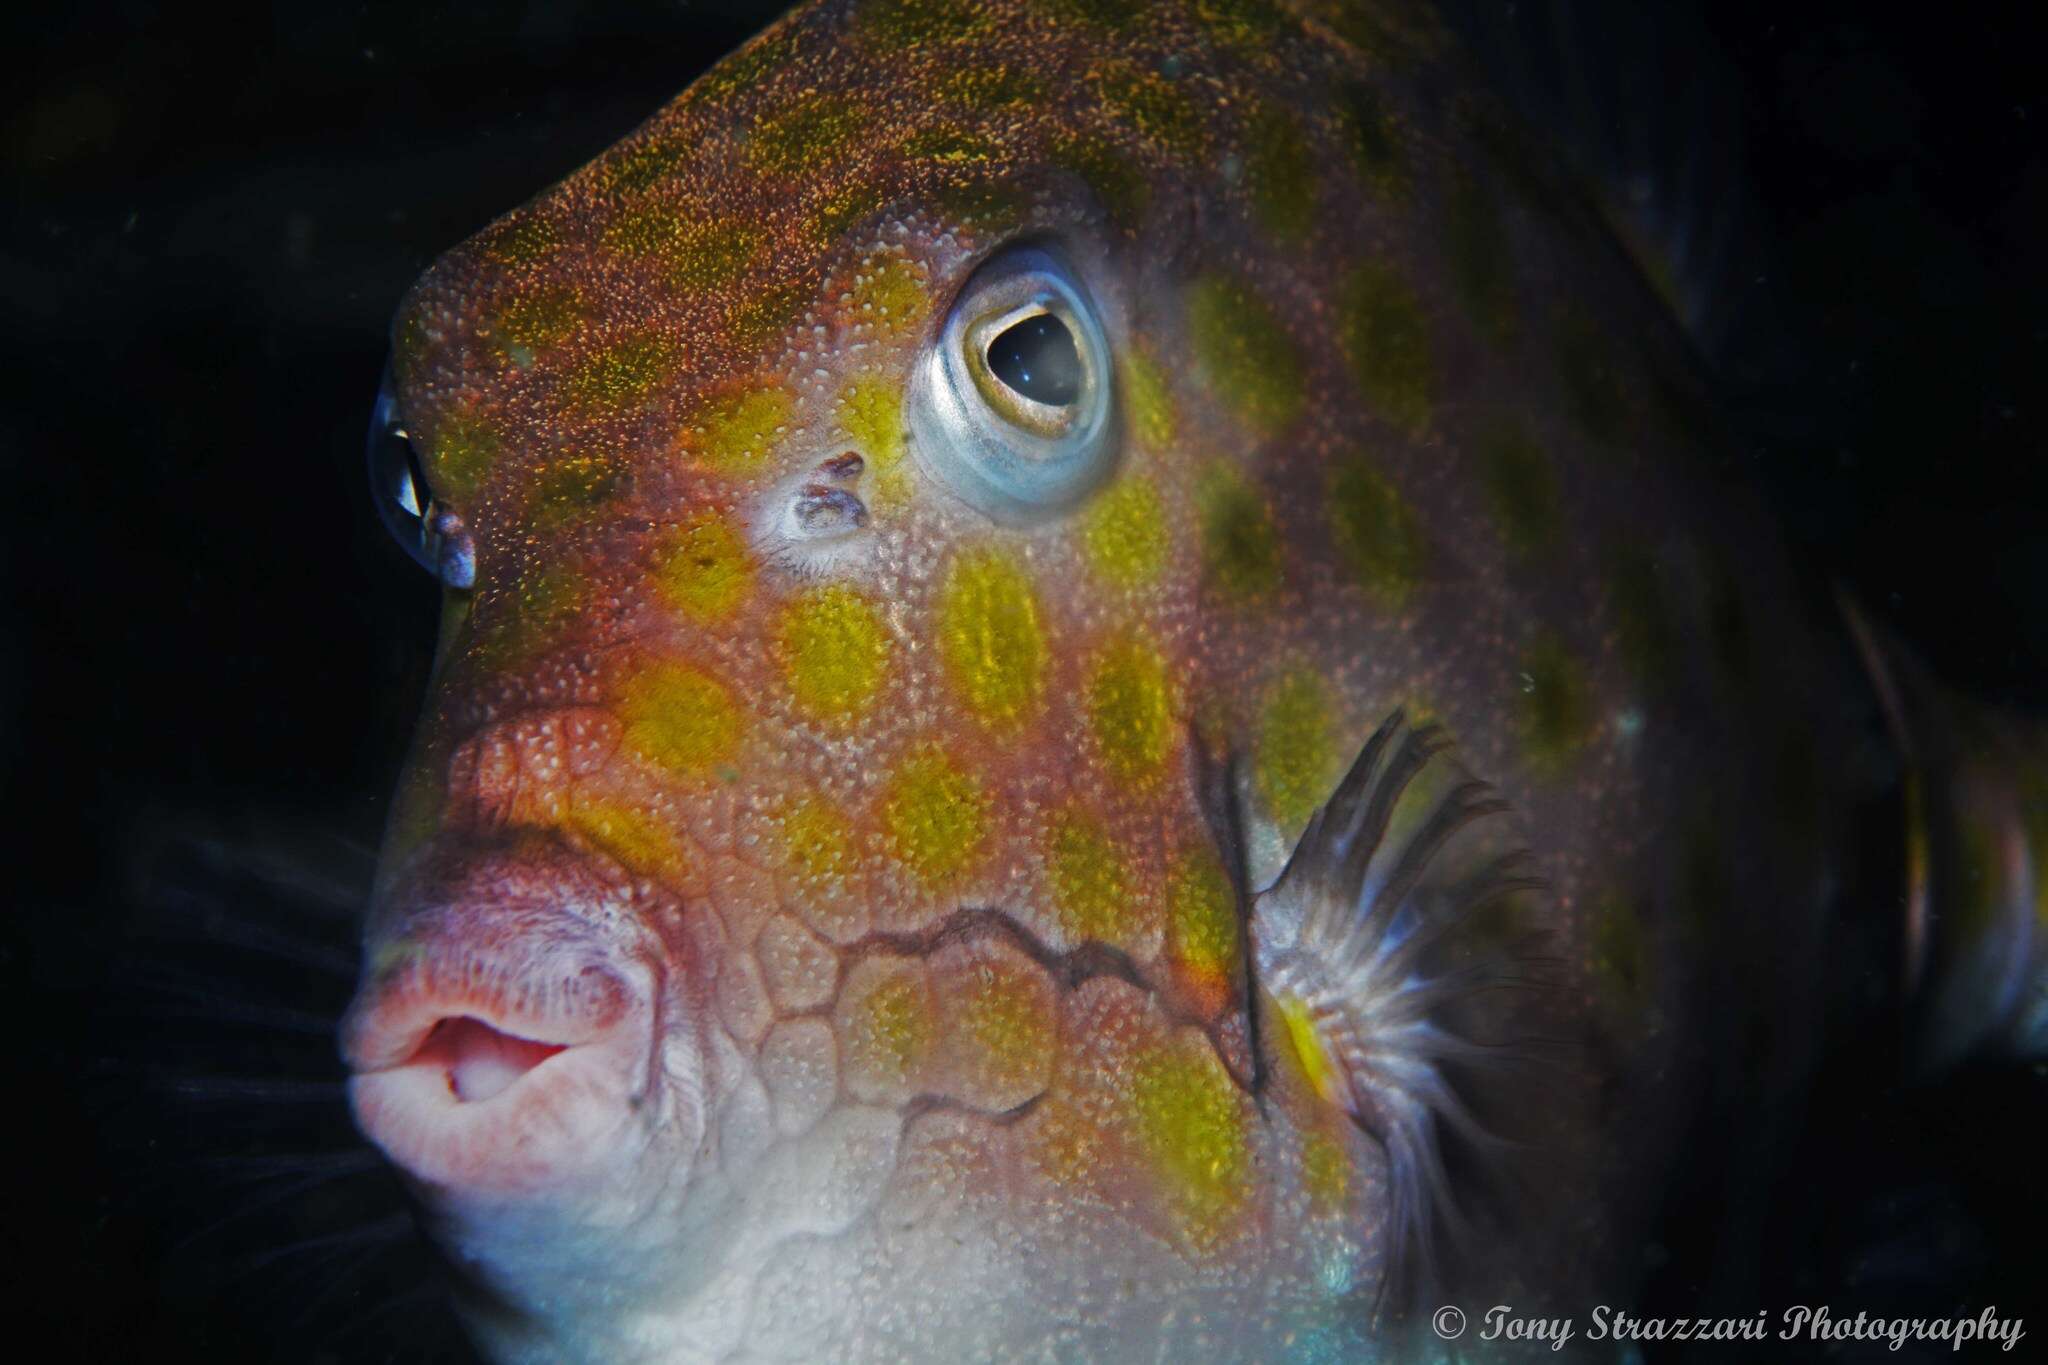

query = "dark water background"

[{"left": 5, "top": 1, "right": 2043, "bottom": 1360}]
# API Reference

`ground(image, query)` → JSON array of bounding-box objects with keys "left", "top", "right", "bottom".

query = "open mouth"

[
  {"left": 342, "top": 953, "right": 632, "bottom": 1090},
  {"left": 343, "top": 928, "right": 655, "bottom": 1197},
  {"left": 403, "top": 1014, "right": 572, "bottom": 1104}
]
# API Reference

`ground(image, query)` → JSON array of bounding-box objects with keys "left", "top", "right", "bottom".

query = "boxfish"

[{"left": 344, "top": 0, "right": 2048, "bottom": 1358}]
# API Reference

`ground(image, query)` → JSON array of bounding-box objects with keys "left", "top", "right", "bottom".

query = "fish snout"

[{"left": 341, "top": 868, "right": 670, "bottom": 1202}]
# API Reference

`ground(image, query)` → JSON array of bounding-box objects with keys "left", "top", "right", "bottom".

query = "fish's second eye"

[
  {"left": 986, "top": 314, "right": 1081, "bottom": 406},
  {"left": 368, "top": 387, "right": 434, "bottom": 566},
  {"left": 367, "top": 371, "right": 475, "bottom": 588}
]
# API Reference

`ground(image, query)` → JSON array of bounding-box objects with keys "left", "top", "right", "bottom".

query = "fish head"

[{"left": 343, "top": 0, "right": 1601, "bottom": 1353}]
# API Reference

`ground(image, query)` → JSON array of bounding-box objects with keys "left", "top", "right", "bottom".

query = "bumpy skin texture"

[{"left": 348, "top": 1, "right": 1883, "bottom": 1360}]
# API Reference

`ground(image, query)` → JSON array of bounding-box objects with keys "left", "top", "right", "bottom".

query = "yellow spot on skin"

[
  {"left": 618, "top": 661, "right": 743, "bottom": 776},
  {"left": 1277, "top": 993, "right": 1341, "bottom": 1103},
  {"left": 857, "top": 0, "right": 990, "bottom": 49},
  {"left": 810, "top": 180, "right": 894, "bottom": 246},
  {"left": 839, "top": 373, "right": 910, "bottom": 505},
  {"left": 1194, "top": 0, "right": 1293, "bottom": 46},
  {"left": 597, "top": 134, "right": 690, "bottom": 194},
  {"left": 558, "top": 797, "right": 689, "bottom": 880},
  {"left": 1167, "top": 847, "right": 1238, "bottom": 1007},
  {"left": 652, "top": 514, "right": 752, "bottom": 624},
  {"left": 1130, "top": 1042, "right": 1250, "bottom": 1252},
  {"left": 476, "top": 213, "right": 561, "bottom": 263},
  {"left": 1341, "top": 264, "right": 1433, "bottom": 433},
  {"left": 1257, "top": 668, "right": 1338, "bottom": 833},
  {"left": 602, "top": 210, "right": 760, "bottom": 296},
  {"left": 426, "top": 409, "right": 499, "bottom": 503},
  {"left": 779, "top": 794, "right": 866, "bottom": 943},
  {"left": 936, "top": 548, "right": 1047, "bottom": 733},
  {"left": 1243, "top": 100, "right": 1318, "bottom": 239},
  {"left": 1188, "top": 273, "right": 1303, "bottom": 436},
  {"left": 570, "top": 333, "right": 677, "bottom": 414},
  {"left": 1329, "top": 460, "right": 1427, "bottom": 603},
  {"left": 883, "top": 746, "right": 990, "bottom": 888},
  {"left": 1093, "top": 62, "right": 1208, "bottom": 158},
  {"left": 837, "top": 965, "right": 934, "bottom": 1101},
  {"left": 1517, "top": 631, "right": 1595, "bottom": 776},
  {"left": 777, "top": 585, "right": 891, "bottom": 722},
  {"left": 488, "top": 288, "right": 578, "bottom": 369},
  {"left": 748, "top": 93, "right": 870, "bottom": 175},
  {"left": 526, "top": 453, "right": 625, "bottom": 529},
  {"left": 850, "top": 255, "right": 928, "bottom": 336},
  {"left": 680, "top": 385, "right": 794, "bottom": 475},
  {"left": 901, "top": 127, "right": 1004, "bottom": 166},
  {"left": 937, "top": 64, "right": 1049, "bottom": 111},
  {"left": 1080, "top": 475, "right": 1169, "bottom": 588},
  {"left": 861, "top": 977, "right": 930, "bottom": 1073},
  {"left": 950, "top": 955, "right": 1055, "bottom": 1102},
  {"left": 779, "top": 795, "right": 856, "bottom": 887},
  {"left": 1120, "top": 347, "right": 1176, "bottom": 450},
  {"left": 600, "top": 201, "right": 680, "bottom": 256},
  {"left": 1086, "top": 634, "right": 1176, "bottom": 788},
  {"left": 1197, "top": 463, "right": 1283, "bottom": 601},
  {"left": 667, "top": 221, "right": 762, "bottom": 293},
  {"left": 1044, "top": 809, "right": 1133, "bottom": 942},
  {"left": 1301, "top": 1128, "right": 1351, "bottom": 1213},
  {"left": 475, "top": 212, "right": 561, "bottom": 264}
]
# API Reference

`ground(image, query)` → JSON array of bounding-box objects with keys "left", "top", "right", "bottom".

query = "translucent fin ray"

[{"left": 1252, "top": 709, "right": 1546, "bottom": 1304}]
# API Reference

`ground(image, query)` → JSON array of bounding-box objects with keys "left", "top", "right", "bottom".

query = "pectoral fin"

[{"left": 1251, "top": 708, "right": 1548, "bottom": 1296}]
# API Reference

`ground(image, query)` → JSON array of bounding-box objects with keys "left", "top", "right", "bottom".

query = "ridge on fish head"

[{"left": 337, "top": 0, "right": 1881, "bottom": 1359}]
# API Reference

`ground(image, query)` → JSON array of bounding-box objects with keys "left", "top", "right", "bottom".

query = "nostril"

[
  {"left": 409, "top": 1015, "right": 570, "bottom": 1103},
  {"left": 792, "top": 483, "right": 868, "bottom": 537}
]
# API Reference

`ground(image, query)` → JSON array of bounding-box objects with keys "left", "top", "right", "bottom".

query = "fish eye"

[
  {"left": 368, "top": 383, "right": 434, "bottom": 568},
  {"left": 909, "top": 244, "right": 1115, "bottom": 523},
  {"left": 367, "top": 372, "right": 475, "bottom": 588}
]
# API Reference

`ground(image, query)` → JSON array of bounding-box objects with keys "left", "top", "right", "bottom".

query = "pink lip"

[{"left": 342, "top": 911, "right": 656, "bottom": 1198}]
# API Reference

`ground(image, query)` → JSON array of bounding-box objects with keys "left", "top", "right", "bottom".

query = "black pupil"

[{"left": 986, "top": 313, "right": 1082, "bottom": 406}]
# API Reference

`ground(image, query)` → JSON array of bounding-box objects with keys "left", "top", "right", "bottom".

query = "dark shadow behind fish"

[
  {"left": 1443, "top": 3, "right": 2048, "bottom": 1350},
  {"left": 98, "top": 817, "right": 483, "bottom": 1364},
  {"left": 8, "top": 0, "right": 2044, "bottom": 1360}
]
